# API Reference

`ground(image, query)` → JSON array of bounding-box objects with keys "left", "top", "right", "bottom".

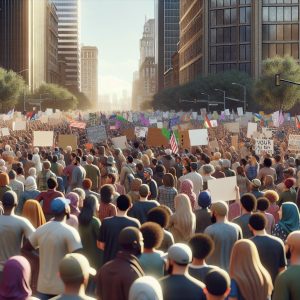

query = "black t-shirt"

[
  {"left": 128, "top": 200, "right": 159, "bottom": 224},
  {"left": 159, "top": 274, "right": 206, "bottom": 300},
  {"left": 188, "top": 265, "right": 215, "bottom": 282},
  {"left": 250, "top": 235, "right": 286, "bottom": 283},
  {"left": 98, "top": 216, "right": 140, "bottom": 263}
]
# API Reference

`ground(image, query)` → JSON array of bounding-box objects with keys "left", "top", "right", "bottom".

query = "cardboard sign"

[
  {"left": 12, "top": 121, "right": 26, "bottom": 131},
  {"left": 1, "top": 128, "right": 9, "bottom": 136},
  {"left": 224, "top": 122, "right": 240, "bottom": 133},
  {"left": 247, "top": 122, "right": 257, "bottom": 138},
  {"left": 135, "top": 127, "right": 148, "bottom": 138},
  {"left": 231, "top": 135, "right": 239, "bottom": 149},
  {"left": 111, "top": 136, "right": 127, "bottom": 149},
  {"left": 146, "top": 128, "right": 169, "bottom": 147},
  {"left": 58, "top": 135, "right": 78, "bottom": 150},
  {"left": 40, "top": 115, "right": 49, "bottom": 124},
  {"left": 288, "top": 135, "right": 300, "bottom": 151},
  {"left": 188, "top": 129, "right": 208, "bottom": 146},
  {"left": 208, "top": 176, "right": 237, "bottom": 202},
  {"left": 122, "top": 128, "right": 135, "bottom": 141},
  {"left": 33, "top": 131, "right": 54, "bottom": 147},
  {"left": 178, "top": 131, "right": 191, "bottom": 149},
  {"left": 87, "top": 125, "right": 107, "bottom": 143},
  {"left": 255, "top": 139, "right": 274, "bottom": 155}
]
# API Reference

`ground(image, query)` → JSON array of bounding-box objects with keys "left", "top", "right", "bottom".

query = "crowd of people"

[{"left": 0, "top": 112, "right": 299, "bottom": 300}]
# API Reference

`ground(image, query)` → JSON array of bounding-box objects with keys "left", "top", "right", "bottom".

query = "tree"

[
  {"left": 255, "top": 56, "right": 300, "bottom": 111},
  {"left": 30, "top": 83, "right": 78, "bottom": 111},
  {"left": 73, "top": 91, "right": 94, "bottom": 110},
  {"left": 0, "top": 68, "right": 27, "bottom": 111},
  {"left": 152, "top": 70, "right": 254, "bottom": 112}
]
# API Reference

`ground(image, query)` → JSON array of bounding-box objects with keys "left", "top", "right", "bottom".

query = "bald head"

[{"left": 286, "top": 231, "right": 300, "bottom": 263}]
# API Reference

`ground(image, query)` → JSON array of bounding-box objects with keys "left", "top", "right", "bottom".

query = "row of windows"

[
  {"left": 180, "top": 0, "right": 202, "bottom": 30},
  {"left": 210, "top": 44, "right": 251, "bottom": 62},
  {"left": 181, "top": 14, "right": 202, "bottom": 46},
  {"left": 179, "top": 37, "right": 202, "bottom": 66},
  {"left": 210, "top": 7, "right": 251, "bottom": 27},
  {"left": 165, "top": 1, "right": 179, "bottom": 10},
  {"left": 263, "top": 0, "right": 299, "bottom": 4},
  {"left": 262, "top": 24, "right": 299, "bottom": 41},
  {"left": 165, "top": 16, "right": 179, "bottom": 24},
  {"left": 210, "top": 0, "right": 251, "bottom": 8},
  {"left": 211, "top": 26, "right": 251, "bottom": 44},
  {"left": 180, "top": 58, "right": 203, "bottom": 84},
  {"left": 262, "top": 6, "right": 299, "bottom": 22},
  {"left": 262, "top": 43, "right": 299, "bottom": 58},
  {"left": 210, "top": 63, "right": 251, "bottom": 75}
]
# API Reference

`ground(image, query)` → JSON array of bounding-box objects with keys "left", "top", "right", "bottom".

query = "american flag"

[
  {"left": 69, "top": 121, "right": 86, "bottom": 129},
  {"left": 170, "top": 132, "right": 178, "bottom": 154}
]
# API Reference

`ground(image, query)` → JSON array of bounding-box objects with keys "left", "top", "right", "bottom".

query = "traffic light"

[{"left": 275, "top": 74, "right": 281, "bottom": 86}]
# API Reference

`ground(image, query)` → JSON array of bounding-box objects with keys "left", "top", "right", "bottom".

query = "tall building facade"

[
  {"left": 53, "top": 0, "right": 80, "bottom": 92},
  {"left": 0, "top": 0, "right": 48, "bottom": 90},
  {"left": 179, "top": 0, "right": 300, "bottom": 84},
  {"left": 81, "top": 46, "right": 98, "bottom": 106},
  {"left": 155, "top": 0, "right": 180, "bottom": 91}
]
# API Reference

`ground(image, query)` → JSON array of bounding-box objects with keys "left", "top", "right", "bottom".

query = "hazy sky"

[{"left": 81, "top": 0, "right": 154, "bottom": 99}]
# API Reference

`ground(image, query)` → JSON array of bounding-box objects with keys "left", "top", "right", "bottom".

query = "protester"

[
  {"left": 0, "top": 172, "right": 12, "bottom": 201},
  {"left": 278, "top": 178, "right": 297, "bottom": 205},
  {"left": 256, "top": 197, "right": 275, "bottom": 234},
  {"left": 22, "top": 200, "right": 46, "bottom": 229},
  {"left": 144, "top": 168, "right": 158, "bottom": 200},
  {"left": 37, "top": 161, "right": 56, "bottom": 191},
  {"left": 82, "top": 178, "right": 100, "bottom": 200},
  {"left": 194, "top": 191, "right": 212, "bottom": 233},
  {"left": 179, "top": 179, "right": 196, "bottom": 211},
  {"left": 250, "top": 179, "right": 264, "bottom": 198},
  {"left": 83, "top": 154, "right": 101, "bottom": 193},
  {"left": 127, "top": 178, "right": 143, "bottom": 204},
  {"left": 129, "top": 276, "right": 163, "bottom": 300},
  {"left": 264, "top": 189, "right": 280, "bottom": 223},
  {"left": 157, "top": 173, "right": 178, "bottom": 212},
  {"left": 8, "top": 170, "right": 24, "bottom": 201}
]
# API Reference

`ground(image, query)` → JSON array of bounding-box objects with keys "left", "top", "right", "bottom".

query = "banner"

[
  {"left": 146, "top": 128, "right": 169, "bottom": 147},
  {"left": 208, "top": 176, "right": 237, "bottom": 202},
  {"left": 188, "top": 129, "right": 208, "bottom": 146},
  {"left": 33, "top": 131, "right": 54, "bottom": 147},
  {"left": 12, "top": 121, "right": 26, "bottom": 131},
  {"left": 288, "top": 135, "right": 300, "bottom": 151},
  {"left": 87, "top": 125, "right": 107, "bottom": 143},
  {"left": 255, "top": 139, "right": 274, "bottom": 155}
]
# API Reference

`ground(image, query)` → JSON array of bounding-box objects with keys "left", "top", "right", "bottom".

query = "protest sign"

[
  {"left": 224, "top": 122, "right": 240, "bottom": 133},
  {"left": 149, "top": 117, "right": 157, "bottom": 125},
  {"left": 188, "top": 129, "right": 208, "bottom": 146},
  {"left": 247, "top": 122, "right": 257, "bottom": 138},
  {"left": 111, "top": 136, "right": 127, "bottom": 149},
  {"left": 58, "top": 135, "right": 77, "bottom": 150},
  {"left": 40, "top": 115, "right": 49, "bottom": 124},
  {"left": 262, "top": 127, "right": 273, "bottom": 139},
  {"left": 208, "top": 176, "right": 237, "bottom": 202},
  {"left": 86, "top": 125, "right": 107, "bottom": 143},
  {"left": 147, "top": 128, "right": 169, "bottom": 147},
  {"left": 1, "top": 128, "right": 9, "bottom": 136},
  {"left": 225, "top": 109, "right": 230, "bottom": 116},
  {"left": 178, "top": 131, "right": 191, "bottom": 149},
  {"left": 12, "top": 121, "right": 26, "bottom": 131},
  {"left": 157, "top": 122, "right": 163, "bottom": 129},
  {"left": 122, "top": 128, "right": 135, "bottom": 140},
  {"left": 33, "top": 131, "right": 54, "bottom": 147},
  {"left": 45, "top": 108, "right": 53, "bottom": 116},
  {"left": 209, "top": 139, "right": 219, "bottom": 152},
  {"left": 255, "top": 139, "right": 274, "bottom": 155},
  {"left": 237, "top": 107, "right": 243, "bottom": 116},
  {"left": 135, "top": 127, "right": 148, "bottom": 138},
  {"left": 288, "top": 135, "right": 300, "bottom": 151}
]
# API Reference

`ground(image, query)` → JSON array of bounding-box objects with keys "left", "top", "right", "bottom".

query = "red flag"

[
  {"left": 296, "top": 116, "right": 300, "bottom": 129},
  {"left": 69, "top": 121, "right": 86, "bottom": 129},
  {"left": 170, "top": 132, "right": 178, "bottom": 154},
  {"left": 204, "top": 115, "right": 212, "bottom": 128}
]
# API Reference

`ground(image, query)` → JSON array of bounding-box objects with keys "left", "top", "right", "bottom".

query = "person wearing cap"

[
  {"left": 97, "top": 195, "right": 140, "bottom": 264},
  {"left": 0, "top": 191, "right": 35, "bottom": 281},
  {"left": 50, "top": 253, "right": 96, "bottom": 300},
  {"left": 257, "top": 157, "right": 277, "bottom": 182},
  {"left": 96, "top": 227, "right": 145, "bottom": 300},
  {"left": 70, "top": 156, "right": 86, "bottom": 191},
  {"left": 120, "top": 156, "right": 136, "bottom": 193},
  {"left": 232, "top": 193, "right": 257, "bottom": 239},
  {"left": 273, "top": 230, "right": 300, "bottom": 300},
  {"left": 37, "top": 160, "right": 57, "bottom": 191},
  {"left": 203, "top": 269, "right": 231, "bottom": 300},
  {"left": 106, "top": 155, "right": 118, "bottom": 176},
  {"left": 144, "top": 167, "right": 158, "bottom": 200},
  {"left": 276, "top": 167, "right": 295, "bottom": 194},
  {"left": 129, "top": 276, "right": 163, "bottom": 300},
  {"left": 36, "top": 177, "right": 64, "bottom": 221},
  {"left": 159, "top": 243, "right": 206, "bottom": 300},
  {"left": 250, "top": 178, "right": 264, "bottom": 199},
  {"left": 128, "top": 184, "right": 159, "bottom": 224},
  {"left": 195, "top": 191, "right": 212, "bottom": 233},
  {"left": 83, "top": 154, "right": 101, "bottom": 193},
  {"left": 23, "top": 197, "right": 82, "bottom": 299},
  {"left": 278, "top": 178, "right": 297, "bottom": 206},
  {"left": 204, "top": 201, "right": 242, "bottom": 271},
  {"left": 249, "top": 213, "right": 286, "bottom": 284}
]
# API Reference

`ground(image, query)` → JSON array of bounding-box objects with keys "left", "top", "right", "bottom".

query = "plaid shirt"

[{"left": 158, "top": 186, "right": 178, "bottom": 212}]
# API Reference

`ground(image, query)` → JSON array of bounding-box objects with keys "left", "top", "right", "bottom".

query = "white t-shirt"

[
  {"left": 29, "top": 221, "right": 82, "bottom": 295},
  {"left": 0, "top": 215, "right": 35, "bottom": 271}
]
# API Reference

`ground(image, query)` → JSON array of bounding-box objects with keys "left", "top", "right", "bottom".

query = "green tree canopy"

[
  {"left": 31, "top": 83, "right": 78, "bottom": 111},
  {"left": 152, "top": 70, "right": 254, "bottom": 112},
  {"left": 73, "top": 91, "right": 94, "bottom": 110},
  {"left": 0, "top": 68, "right": 27, "bottom": 111},
  {"left": 255, "top": 55, "right": 300, "bottom": 111}
]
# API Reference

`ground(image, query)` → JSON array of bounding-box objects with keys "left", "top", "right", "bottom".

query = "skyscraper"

[
  {"left": 53, "top": 0, "right": 80, "bottom": 92},
  {"left": 155, "top": 0, "right": 180, "bottom": 91},
  {"left": 0, "top": 0, "right": 48, "bottom": 90},
  {"left": 81, "top": 46, "right": 98, "bottom": 106}
]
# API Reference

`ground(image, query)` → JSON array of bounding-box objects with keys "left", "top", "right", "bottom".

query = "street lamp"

[
  {"left": 214, "top": 89, "right": 226, "bottom": 110},
  {"left": 232, "top": 82, "right": 246, "bottom": 112}
]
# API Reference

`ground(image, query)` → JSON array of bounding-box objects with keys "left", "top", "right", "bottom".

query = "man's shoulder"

[{"left": 252, "top": 234, "right": 284, "bottom": 246}]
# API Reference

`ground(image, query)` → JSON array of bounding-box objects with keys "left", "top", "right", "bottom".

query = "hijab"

[
  {"left": 0, "top": 173, "right": 9, "bottom": 187},
  {"left": 66, "top": 192, "right": 80, "bottom": 216},
  {"left": 0, "top": 256, "right": 32, "bottom": 300},
  {"left": 279, "top": 202, "right": 300, "bottom": 234},
  {"left": 180, "top": 179, "right": 196, "bottom": 210},
  {"left": 24, "top": 176, "right": 37, "bottom": 191},
  {"left": 22, "top": 200, "right": 46, "bottom": 229}
]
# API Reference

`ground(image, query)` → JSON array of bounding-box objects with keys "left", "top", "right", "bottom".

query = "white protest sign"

[
  {"left": 210, "top": 120, "right": 218, "bottom": 127},
  {"left": 225, "top": 109, "right": 230, "bottom": 116},
  {"left": 255, "top": 139, "right": 274, "bottom": 155},
  {"left": 12, "top": 121, "right": 26, "bottom": 131},
  {"left": 188, "top": 129, "right": 208, "bottom": 146},
  {"left": 1, "top": 128, "right": 10, "bottom": 136},
  {"left": 87, "top": 125, "right": 107, "bottom": 143},
  {"left": 40, "top": 115, "right": 49, "bottom": 124},
  {"left": 45, "top": 108, "right": 53, "bottom": 116},
  {"left": 224, "top": 122, "right": 240, "bottom": 133},
  {"left": 208, "top": 176, "right": 237, "bottom": 202},
  {"left": 247, "top": 122, "right": 257, "bottom": 138},
  {"left": 262, "top": 127, "right": 273, "bottom": 139},
  {"left": 112, "top": 136, "right": 127, "bottom": 149},
  {"left": 157, "top": 122, "right": 163, "bottom": 129},
  {"left": 135, "top": 127, "right": 148, "bottom": 138},
  {"left": 149, "top": 117, "right": 157, "bottom": 125},
  {"left": 288, "top": 135, "right": 300, "bottom": 151},
  {"left": 33, "top": 131, "right": 54, "bottom": 147},
  {"left": 237, "top": 107, "right": 244, "bottom": 116},
  {"left": 192, "top": 112, "right": 198, "bottom": 120}
]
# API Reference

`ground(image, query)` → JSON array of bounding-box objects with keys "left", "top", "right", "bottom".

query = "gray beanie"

[{"left": 129, "top": 276, "right": 163, "bottom": 300}]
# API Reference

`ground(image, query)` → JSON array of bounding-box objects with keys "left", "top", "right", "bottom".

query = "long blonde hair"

[
  {"left": 171, "top": 194, "right": 195, "bottom": 241},
  {"left": 229, "top": 239, "right": 273, "bottom": 300}
]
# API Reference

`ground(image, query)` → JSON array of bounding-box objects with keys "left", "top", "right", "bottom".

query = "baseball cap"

[
  {"left": 198, "top": 191, "right": 212, "bottom": 208},
  {"left": 252, "top": 178, "right": 261, "bottom": 188},
  {"left": 166, "top": 243, "right": 192, "bottom": 265},
  {"left": 165, "top": 149, "right": 172, "bottom": 155},
  {"left": 144, "top": 167, "right": 153, "bottom": 176},
  {"left": 190, "top": 162, "right": 198, "bottom": 171},
  {"left": 204, "top": 269, "right": 230, "bottom": 296},
  {"left": 2, "top": 191, "right": 18, "bottom": 207},
  {"left": 211, "top": 201, "right": 228, "bottom": 217},
  {"left": 87, "top": 154, "right": 94, "bottom": 162},
  {"left": 59, "top": 253, "right": 96, "bottom": 283},
  {"left": 50, "top": 197, "right": 70, "bottom": 214}
]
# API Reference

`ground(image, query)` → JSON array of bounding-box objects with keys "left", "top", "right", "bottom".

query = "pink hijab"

[{"left": 180, "top": 179, "right": 196, "bottom": 210}]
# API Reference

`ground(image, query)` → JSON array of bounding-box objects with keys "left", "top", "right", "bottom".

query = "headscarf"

[
  {"left": 0, "top": 256, "right": 32, "bottom": 300},
  {"left": 22, "top": 200, "right": 46, "bottom": 229},
  {"left": 180, "top": 179, "right": 196, "bottom": 210},
  {"left": 24, "top": 176, "right": 37, "bottom": 191},
  {"left": 279, "top": 202, "right": 300, "bottom": 234},
  {"left": 66, "top": 192, "right": 80, "bottom": 216},
  {"left": 0, "top": 173, "right": 9, "bottom": 187},
  {"left": 129, "top": 276, "right": 163, "bottom": 300}
]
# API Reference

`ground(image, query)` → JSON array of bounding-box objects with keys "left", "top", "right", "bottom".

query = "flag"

[
  {"left": 296, "top": 116, "right": 300, "bottom": 129},
  {"left": 7, "top": 109, "right": 14, "bottom": 119},
  {"left": 254, "top": 113, "right": 262, "bottom": 122},
  {"left": 204, "top": 115, "right": 212, "bottom": 128},
  {"left": 169, "top": 132, "right": 178, "bottom": 154},
  {"left": 69, "top": 121, "right": 86, "bottom": 129}
]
